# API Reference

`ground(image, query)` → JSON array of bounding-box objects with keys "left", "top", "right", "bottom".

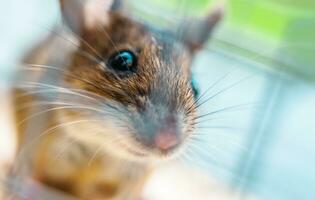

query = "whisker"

[
  {"left": 59, "top": 24, "right": 104, "bottom": 60},
  {"left": 193, "top": 116, "right": 232, "bottom": 125},
  {"left": 15, "top": 82, "right": 109, "bottom": 105},
  {"left": 196, "top": 74, "right": 255, "bottom": 109},
  {"left": 87, "top": 144, "right": 104, "bottom": 167},
  {"left": 196, "top": 126, "right": 245, "bottom": 132},
  {"left": 195, "top": 70, "right": 234, "bottom": 105},
  {"left": 17, "top": 105, "right": 107, "bottom": 127},
  {"left": 185, "top": 140, "right": 222, "bottom": 165},
  {"left": 12, "top": 119, "right": 105, "bottom": 173},
  {"left": 15, "top": 84, "right": 100, "bottom": 104},
  {"left": 19, "top": 64, "right": 106, "bottom": 92},
  {"left": 192, "top": 132, "right": 247, "bottom": 146},
  {"left": 16, "top": 100, "right": 74, "bottom": 111},
  {"left": 66, "top": 0, "right": 123, "bottom": 82},
  {"left": 194, "top": 101, "right": 262, "bottom": 121},
  {"left": 188, "top": 137, "right": 238, "bottom": 166},
  {"left": 40, "top": 25, "right": 103, "bottom": 63},
  {"left": 53, "top": 137, "right": 79, "bottom": 162},
  {"left": 19, "top": 64, "right": 131, "bottom": 99},
  {"left": 15, "top": 81, "right": 126, "bottom": 115}
]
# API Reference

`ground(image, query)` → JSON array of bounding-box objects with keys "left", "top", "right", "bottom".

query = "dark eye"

[
  {"left": 191, "top": 77, "right": 199, "bottom": 98},
  {"left": 107, "top": 50, "right": 137, "bottom": 74}
]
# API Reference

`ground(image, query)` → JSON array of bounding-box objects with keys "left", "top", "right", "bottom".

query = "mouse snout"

[
  {"left": 153, "top": 115, "right": 179, "bottom": 152},
  {"left": 154, "top": 130, "right": 178, "bottom": 151},
  {"left": 134, "top": 109, "right": 183, "bottom": 155}
]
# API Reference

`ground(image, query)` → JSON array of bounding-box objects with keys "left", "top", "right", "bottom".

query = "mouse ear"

[
  {"left": 60, "top": 0, "right": 124, "bottom": 33},
  {"left": 179, "top": 3, "right": 224, "bottom": 53}
]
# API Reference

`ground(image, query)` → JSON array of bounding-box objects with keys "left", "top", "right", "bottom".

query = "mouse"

[{"left": 10, "top": 0, "right": 223, "bottom": 199}]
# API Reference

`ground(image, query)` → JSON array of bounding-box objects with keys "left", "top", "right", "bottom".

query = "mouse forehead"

[
  {"left": 81, "top": 12, "right": 191, "bottom": 68},
  {"left": 151, "top": 32, "right": 191, "bottom": 66}
]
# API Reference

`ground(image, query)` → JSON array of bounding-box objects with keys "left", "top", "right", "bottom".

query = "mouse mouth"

[{"left": 114, "top": 136, "right": 180, "bottom": 160}]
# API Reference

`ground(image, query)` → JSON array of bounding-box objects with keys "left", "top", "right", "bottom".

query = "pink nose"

[{"left": 154, "top": 131, "right": 178, "bottom": 151}]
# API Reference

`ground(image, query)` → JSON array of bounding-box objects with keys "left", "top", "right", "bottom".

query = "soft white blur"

[{"left": 0, "top": 87, "right": 16, "bottom": 168}]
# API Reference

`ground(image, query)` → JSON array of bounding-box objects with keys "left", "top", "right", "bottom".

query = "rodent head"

[{"left": 57, "top": 0, "right": 222, "bottom": 161}]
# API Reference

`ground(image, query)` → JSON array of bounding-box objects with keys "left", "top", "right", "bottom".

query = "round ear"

[
  {"left": 179, "top": 3, "right": 224, "bottom": 53},
  {"left": 60, "top": 0, "right": 124, "bottom": 33}
]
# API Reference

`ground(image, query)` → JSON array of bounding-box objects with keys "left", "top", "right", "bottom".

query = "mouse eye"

[
  {"left": 107, "top": 50, "right": 137, "bottom": 74},
  {"left": 191, "top": 77, "right": 199, "bottom": 98}
]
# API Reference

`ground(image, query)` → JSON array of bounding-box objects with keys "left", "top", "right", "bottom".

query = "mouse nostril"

[{"left": 154, "top": 131, "right": 178, "bottom": 151}]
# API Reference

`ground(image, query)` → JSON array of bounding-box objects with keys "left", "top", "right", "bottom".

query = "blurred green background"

[{"left": 133, "top": 0, "right": 315, "bottom": 81}]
